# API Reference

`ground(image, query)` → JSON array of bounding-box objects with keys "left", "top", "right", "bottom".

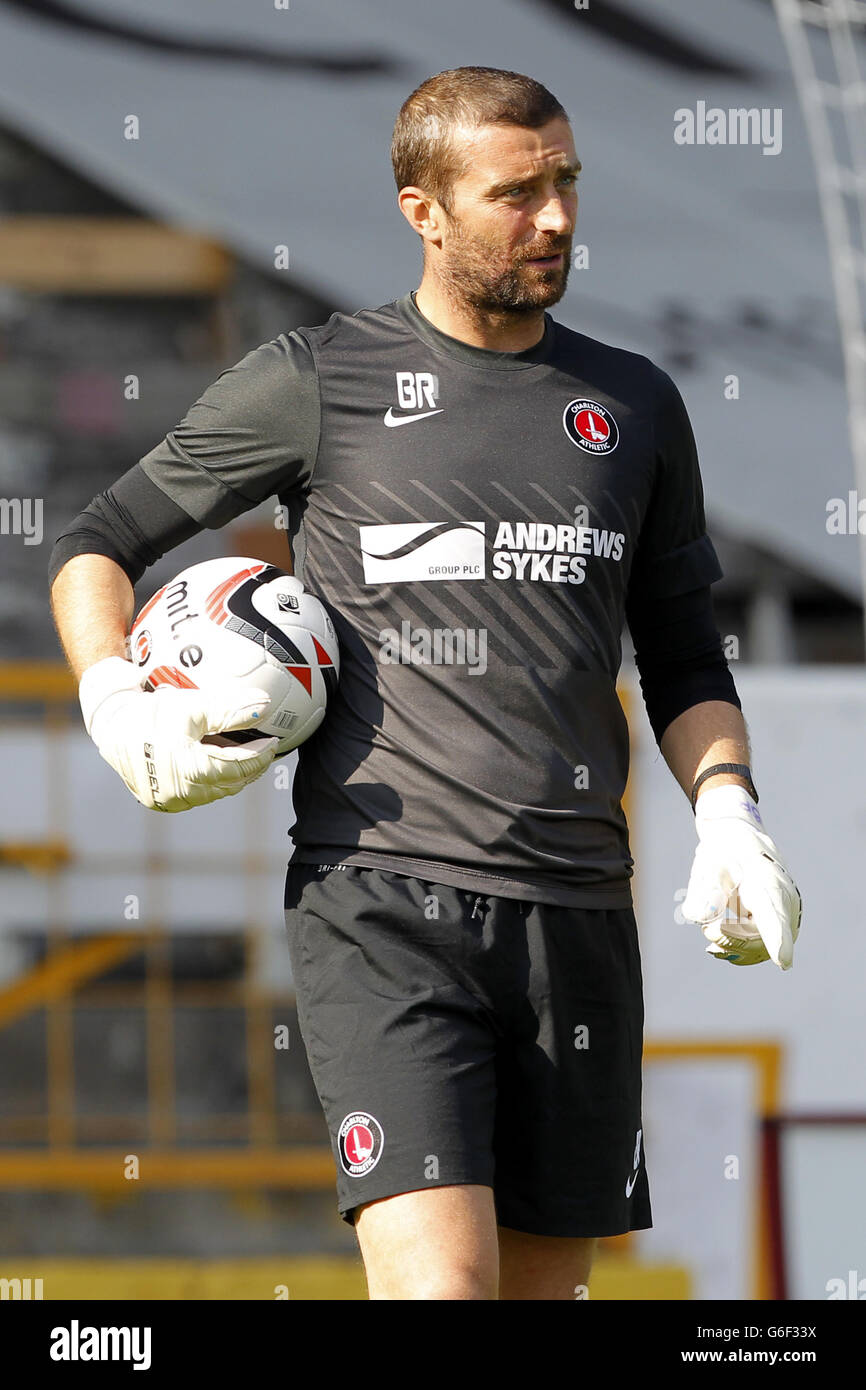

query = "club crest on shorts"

[
  {"left": 338, "top": 1111, "right": 384, "bottom": 1177},
  {"left": 563, "top": 398, "right": 619, "bottom": 455}
]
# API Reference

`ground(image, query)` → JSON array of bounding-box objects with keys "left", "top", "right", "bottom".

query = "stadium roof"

[{"left": 0, "top": 0, "right": 859, "bottom": 600}]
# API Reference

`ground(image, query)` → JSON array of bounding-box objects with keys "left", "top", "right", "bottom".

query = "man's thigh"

[
  {"left": 355, "top": 1185, "right": 499, "bottom": 1300},
  {"left": 353, "top": 1187, "right": 597, "bottom": 1300}
]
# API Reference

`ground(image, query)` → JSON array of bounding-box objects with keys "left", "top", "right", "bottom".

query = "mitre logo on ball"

[{"left": 127, "top": 557, "right": 340, "bottom": 751}]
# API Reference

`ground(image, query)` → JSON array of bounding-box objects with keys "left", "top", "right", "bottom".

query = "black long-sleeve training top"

[{"left": 50, "top": 290, "right": 740, "bottom": 908}]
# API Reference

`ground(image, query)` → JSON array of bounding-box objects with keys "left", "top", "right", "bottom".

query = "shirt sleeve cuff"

[{"left": 629, "top": 532, "right": 723, "bottom": 601}]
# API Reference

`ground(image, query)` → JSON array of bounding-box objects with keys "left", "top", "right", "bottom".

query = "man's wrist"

[{"left": 691, "top": 762, "right": 758, "bottom": 812}]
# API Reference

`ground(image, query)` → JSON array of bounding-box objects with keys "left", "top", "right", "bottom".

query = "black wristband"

[{"left": 691, "top": 763, "right": 758, "bottom": 811}]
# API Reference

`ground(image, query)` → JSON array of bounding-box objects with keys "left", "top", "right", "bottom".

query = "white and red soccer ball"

[{"left": 128, "top": 557, "right": 340, "bottom": 750}]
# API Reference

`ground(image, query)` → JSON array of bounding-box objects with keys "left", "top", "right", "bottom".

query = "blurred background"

[{"left": 0, "top": 0, "right": 863, "bottom": 1300}]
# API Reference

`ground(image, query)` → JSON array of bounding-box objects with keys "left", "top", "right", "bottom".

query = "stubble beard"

[{"left": 435, "top": 211, "right": 571, "bottom": 318}]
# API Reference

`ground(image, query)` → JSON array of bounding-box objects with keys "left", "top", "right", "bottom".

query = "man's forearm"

[
  {"left": 50, "top": 554, "right": 135, "bottom": 682},
  {"left": 659, "top": 699, "right": 753, "bottom": 805}
]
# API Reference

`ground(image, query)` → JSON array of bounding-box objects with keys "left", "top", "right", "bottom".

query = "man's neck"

[{"left": 413, "top": 280, "right": 547, "bottom": 353}]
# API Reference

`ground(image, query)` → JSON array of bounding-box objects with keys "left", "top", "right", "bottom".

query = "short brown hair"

[{"left": 391, "top": 66, "right": 569, "bottom": 216}]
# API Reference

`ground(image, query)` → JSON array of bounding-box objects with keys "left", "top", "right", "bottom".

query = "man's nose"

[{"left": 535, "top": 194, "right": 575, "bottom": 236}]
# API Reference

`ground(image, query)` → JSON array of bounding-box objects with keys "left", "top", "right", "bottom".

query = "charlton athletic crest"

[
  {"left": 563, "top": 398, "right": 619, "bottom": 455},
  {"left": 338, "top": 1111, "right": 384, "bottom": 1177}
]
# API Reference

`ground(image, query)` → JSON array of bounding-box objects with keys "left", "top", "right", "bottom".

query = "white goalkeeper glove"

[
  {"left": 79, "top": 655, "right": 281, "bottom": 813},
  {"left": 681, "top": 783, "right": 802, "bottom": 970}
]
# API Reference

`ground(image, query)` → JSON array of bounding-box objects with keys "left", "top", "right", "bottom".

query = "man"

[{"left": 49, "top": 66, "right": 802, "bottom": 1300}]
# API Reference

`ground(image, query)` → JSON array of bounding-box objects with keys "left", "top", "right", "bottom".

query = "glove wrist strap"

[{"left": 691, "top": 762, "right": 758, "bottom": 812}]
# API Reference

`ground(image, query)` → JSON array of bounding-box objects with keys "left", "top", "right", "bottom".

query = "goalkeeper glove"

[
  {"left": 681, "top": 783, "right": 802, "bottom": 970},
  {"left": 79, "top": 655, "right": 280, "bottom": 813}
]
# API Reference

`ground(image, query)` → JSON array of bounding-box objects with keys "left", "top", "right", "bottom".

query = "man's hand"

[
  {"left": 681, "top": 784, "right": 802, "bottom": 970},
  {"left": 79, "top": 655, "right": 281, "bottom": 812}
]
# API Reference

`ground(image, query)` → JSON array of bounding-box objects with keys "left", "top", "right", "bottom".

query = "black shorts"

[{"left": 283, "top": 862, "right": 652, "bottom": 1238}]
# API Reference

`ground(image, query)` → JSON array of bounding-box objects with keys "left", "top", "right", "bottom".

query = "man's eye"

[{"left": 503, "top": 175, "right": 577, "bottom": 197}]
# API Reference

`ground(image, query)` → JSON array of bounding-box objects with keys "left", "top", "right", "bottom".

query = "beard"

[{"left": 435, "top": 212, "right": 572, "bottom": 316}]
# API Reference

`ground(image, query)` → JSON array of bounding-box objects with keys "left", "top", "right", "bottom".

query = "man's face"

[{"left": 432, "top": 117, "right": 578, "bottom": 314}]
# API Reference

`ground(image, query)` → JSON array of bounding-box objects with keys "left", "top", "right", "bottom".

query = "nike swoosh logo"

[
  {"left": 625, "top": 1169, "right": 639, "bottom": 1198},
  {"left": 383, "top": 407, "right": 444, "bottom": 427}
]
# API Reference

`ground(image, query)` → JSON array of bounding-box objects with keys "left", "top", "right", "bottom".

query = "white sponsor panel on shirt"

[{"left": 359, "top": 521, "right": 486, "bottom": 584}]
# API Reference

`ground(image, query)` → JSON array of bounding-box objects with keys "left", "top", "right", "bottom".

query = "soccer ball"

[{"left": 127, "top": 557, "right": 340, "bottom": 751}]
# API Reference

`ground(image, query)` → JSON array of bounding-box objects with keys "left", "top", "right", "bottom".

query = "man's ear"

[{"left": 398, "top": 187, "right": 443, "bottom": 249}]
